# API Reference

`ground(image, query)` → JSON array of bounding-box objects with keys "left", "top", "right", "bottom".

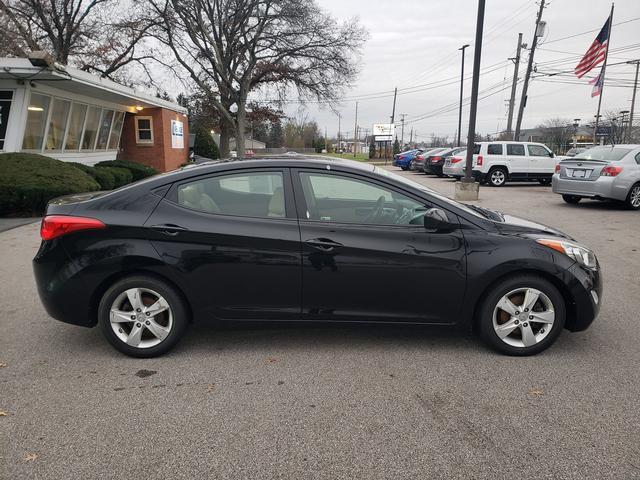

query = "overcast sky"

[{"left": 280, "top": 0, "right": 640, "bottom": 142}]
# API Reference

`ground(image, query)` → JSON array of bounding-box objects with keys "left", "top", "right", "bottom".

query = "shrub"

[
  {"left": 0, "top": 153, "right": 100, "bottom": 216},
  {"left": 68, "top": 162, "right": 115, "bottom": 190},
  {"left": 98, "top": 166, "right": 133, "bottom": 188},
  {"left": 193, "top": 126, "right": 220, "bottom": 159},
  {"left": 95, "top": 159, "right": 157, "bottom": 181}
]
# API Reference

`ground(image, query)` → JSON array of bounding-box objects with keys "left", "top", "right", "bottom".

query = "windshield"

[
  {"left": 373, "top": 167, "right": 489, "bottom": 220},
  {"left": 574, "top": 146, "right": 632, "bottom": 162}
]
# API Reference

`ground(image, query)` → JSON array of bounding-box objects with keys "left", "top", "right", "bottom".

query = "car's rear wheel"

[
  {"left": 626, "top": 183, "right": 640, "bottom": 210},
  {"left": 401, "top": 166, "right": 408, "bottom": 171},
  {"left": 98, "top": 275, "right": 188, "bottom": 357},
  {"left": 478, "top": 275, "right": 565, "bottom": 356},
  {"left": 562, "top": 194, "right": 582, "bottom": 204},
  {"left": 487, "top": 167, "right": 507, "bottom": 187},
  {"left": 538, "top": 178, "right": 551, "bottom": 186}
]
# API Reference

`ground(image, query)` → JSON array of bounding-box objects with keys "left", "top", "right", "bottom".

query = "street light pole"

[
  {"left": 457, "top": 44, "right": 469, "bottom": 146},
  {"left": 573, "top": 118, "right": 581, "bottom": 149},
  {"left": 627, "top": 60, "right": 640, "bottom": 143}
]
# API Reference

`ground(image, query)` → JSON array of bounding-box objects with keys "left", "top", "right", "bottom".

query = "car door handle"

[
  {"left": 305, "top": 238, "right": 343, "bottom": 252},
  {"left": 151, "top": 224, "right": 188, "bottom": 236}
]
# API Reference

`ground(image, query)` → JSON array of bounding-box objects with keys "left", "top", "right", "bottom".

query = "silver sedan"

[{"left": 552, "top": 145, "right": 640, "bottom": 210}]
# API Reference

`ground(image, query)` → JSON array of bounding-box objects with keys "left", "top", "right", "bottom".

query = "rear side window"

[
  {"left": 507, "top": 144, "right": 525, "bottom": 156},
  {"left": 177, "top": 171, "right": 285, "bottom": 218},
  {"left": 528, "top": 145, "right": 551, "bottom": 157},
  {"left": 473, "top": 144, "right": 481, "bottom": 154},
  {"left": 487, "top": 144, "right": 503, "bottom": 155}
]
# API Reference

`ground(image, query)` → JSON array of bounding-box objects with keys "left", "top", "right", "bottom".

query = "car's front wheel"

[
  {"left": 98, "top": 275, "right": 189, "bottom": 357},
  {"left": 478, "top": 275, "right": 566, "bottom": 356}
]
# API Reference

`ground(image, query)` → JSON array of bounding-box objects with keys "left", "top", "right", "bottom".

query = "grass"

[{"left": 316, "top": 152, "right": 372, "bottom": 162}]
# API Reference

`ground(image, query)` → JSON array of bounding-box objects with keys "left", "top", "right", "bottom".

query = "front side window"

[
  {"left": 177, "top": 171, "right": 285, "bottom": 218},
  {"left": 528, "top": 144, "right": 552, "bottom": 157},
  {"left": 136, "top": 116, "right": 153, "bottom": 144},
  {"left": 44, "top": 98, "right": 71, "bottom": 151},
  {"left": 299, "top": 172, "right": 426, "bottom": 226},
  {"left": 22, "top": 93, "right": 51, "bottom": 150},
  {"left": 64, "top": 103, "right": 87, "bottom": 151},
  {"left": 507, "top": 144, "right": 525, "bottom": 156},
  {"left": 487, "top": 144, "right": 503, "bottom": 155}
]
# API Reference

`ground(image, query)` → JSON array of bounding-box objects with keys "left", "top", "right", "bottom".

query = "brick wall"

[{"left": 118, "top": 107, "right": 189, "bottom": 172}]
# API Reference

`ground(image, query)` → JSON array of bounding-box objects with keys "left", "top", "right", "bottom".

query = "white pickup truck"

[{"left": 443, "top": 141, "right": 559, "bottom": 187}]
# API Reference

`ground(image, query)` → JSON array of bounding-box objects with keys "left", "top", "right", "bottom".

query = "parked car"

[
  {"left": 443, "top": 144, "right": 481, "bottom": 179},
  {"left": 552, "top": 144, "right": 640, "bottom": 210},
  {"left": 229, "top": 150, "right": 238, "bottom": 158},
  {"left": 393, "top": 149, "right": 423, "bottom": 170},
  {"left": 424, "top": 147, "right": 466, "bottom": 176},
  {"left": 443, "top": 141, "right": 557, "bottom": 187},
  {"left": 34, "top": 157, "right": 601, "bottom": 357},
  {"left": 410, "top": 148, "right": 446, "bottom": 171},
  {"left": 245, "top": 149, "right": 255, "bottom": 158}
]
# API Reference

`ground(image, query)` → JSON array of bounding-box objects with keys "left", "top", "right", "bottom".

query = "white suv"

[{"left": 442, "top": 142, "right": 558, "bottom": 187}]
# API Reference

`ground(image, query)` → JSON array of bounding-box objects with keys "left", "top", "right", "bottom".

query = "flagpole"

[{"left": 593, "top": 3, "right": 615, "bottom": 145}]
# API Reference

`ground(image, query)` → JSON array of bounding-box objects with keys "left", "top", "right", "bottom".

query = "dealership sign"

[{"left": 372, "top": 123, "right": 395, "bottom": 141}]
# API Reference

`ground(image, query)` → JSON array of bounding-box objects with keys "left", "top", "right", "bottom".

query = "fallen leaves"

[
  {"left": 264, "top": 356, "right": 278, "bottom": 364},
  {"left": 0, "top": 362, "right": 7, "bottom": 368},
  {"left": 529, "top": 388, "right": 544, "bottom": 396},
  {"left": 0, "top": 411, "right": 7, "bottom": 417},
  {"left": 207, "top": 383, "right": 216, "bottom": 392},
  {"left": 23, "top": 453, "right": 38, "bottom": 462}
]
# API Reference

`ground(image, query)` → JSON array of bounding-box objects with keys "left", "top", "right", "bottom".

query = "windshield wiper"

[{"left": 468, "top": 204, "right": 504, "bottom": 222}]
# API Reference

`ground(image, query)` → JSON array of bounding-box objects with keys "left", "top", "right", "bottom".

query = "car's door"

[
  {"left": 527, "top": 144, "right": 555, "bottom": 176},
  {"left": 291, "top": 168, "right": 467, "bottom": 324},
  {"left": 485, "top": 143, "right": 506, "bottom": 172},
  {"left": 145, "top": 168, "right": 302, "bottom": 321},
  {"left": 505, "top": 143, "right": 528, "bottom": 177}
]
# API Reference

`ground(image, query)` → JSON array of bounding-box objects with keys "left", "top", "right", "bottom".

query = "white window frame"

[
  {"left": 135, "top": 116, "right": 154, "bottom": 144},
  {"left": 0, "top": 90, "right": 15, "bottom": 152}
]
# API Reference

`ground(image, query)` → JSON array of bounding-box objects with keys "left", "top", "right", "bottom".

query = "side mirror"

[
  {"left": 424, "top": 208, "right": 452, "bottom": 231},
  {"left": 549, "top": 151, "right": 555, "bottom": 158}
]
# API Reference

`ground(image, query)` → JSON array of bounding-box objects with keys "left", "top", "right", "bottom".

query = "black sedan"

[{"left": 33, "top": 157, "right": 602, "bottom": 357}]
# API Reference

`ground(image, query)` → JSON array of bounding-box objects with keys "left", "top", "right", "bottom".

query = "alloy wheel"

[
  {"left": 630, "top": 185, "right": 640, "bottom": 208},
  {"left": 109, "top": 288, "right": 173, "bottom": 348},
  {"left": 492, "top": 288, "right": 555, "bottom": 348},
  {"left": 490, "top": 170, "right": 506, "bottom": 186}
]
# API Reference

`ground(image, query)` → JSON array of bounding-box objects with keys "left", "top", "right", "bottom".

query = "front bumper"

[
  {"left": 410, "top": 161, "right": 425, "bottom": 171},
  {"left": 562, "top": 261, "right": 602, "bottom": 332},
  {"left": 552, "top": 174, "right": 628, "bottom": 201}
]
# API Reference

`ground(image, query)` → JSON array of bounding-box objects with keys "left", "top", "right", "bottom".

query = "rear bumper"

[
  {"left": 552, "top": 174, "right": 628, "bottom": 201},
  {"left": 425, "top": 163, "right": 444, "bottom": 175}
]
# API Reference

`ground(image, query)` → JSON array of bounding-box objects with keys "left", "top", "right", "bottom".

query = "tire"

[
  {"left": 401, "top": 166, "right": 408, "bottom": 171},
  {"left": 98, "top": 275, "right": 189, "bottom": 357},
  {"left": 562, "top": 194, "right": 582, "bottom": 204},
  {"left": 538, "top": 178, "right": 551, "bottom": 186},
  {"left": 487, "top": 167, "right": 508, "bottom": 187},
  {"left": 478, "top": 275, "right": 566, "bottom": 356},
  {"left": 626, "top": 183, "right": 640, "bottom": 210}
]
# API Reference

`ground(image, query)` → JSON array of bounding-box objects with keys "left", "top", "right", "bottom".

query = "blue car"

[{"left": 393, "top": 149, "right": 424, "bottom": 170}]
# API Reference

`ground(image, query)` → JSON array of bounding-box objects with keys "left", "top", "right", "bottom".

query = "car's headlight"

[{"left": 536, "top": 238, "right": 597, "bottom": 269}]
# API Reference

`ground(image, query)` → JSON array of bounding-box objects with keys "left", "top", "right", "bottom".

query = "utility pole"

[
  {"left": 337, "top": 112, "right": 341, "bottom": 153},
  {"left": 387, "top": 87, "right": 398, "bottom": 163},
  {"left": 594, "top": 3, "right": 615, "bottom": 144},
  {"left": 457, "top": 44, "right": 470, "bottom": 146},
  {"left": 627, "top": 60, "right": 640, "bottom": 143},
  {"left": 353, "top": 101, "right": 358, "bottom": 157},
  {"left": 409, "top": 127, "right": 413, "bottom": 145},
  {"left": 324, "top": 126, "right": 327, "bottom": 151},
  {"left": 506, "top": 33, "right": 523, "bottom": 138},
  {"left": 514, "top": 0, "right": 546, "bottom": 140},
  {"left": 457, "top": 0, "right": 485, "bottom": 202},
  {"left": 400, "top": 114, "right": 407, "bottom": 147}
]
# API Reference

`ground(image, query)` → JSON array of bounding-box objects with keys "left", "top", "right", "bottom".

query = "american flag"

[
  {"left": 575, "top": 18, "right": 610, "bottom": 78},
  {"left": 589, "top": 65, "right": 604, "bottom": 97}
]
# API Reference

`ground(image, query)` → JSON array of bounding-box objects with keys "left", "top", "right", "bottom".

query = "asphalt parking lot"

[{"left": 1, "top": 168, "right": 639, "bottom": 480}]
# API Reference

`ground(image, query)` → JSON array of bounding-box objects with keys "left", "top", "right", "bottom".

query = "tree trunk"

[
  {"left": 219, "top": 122, "right": 231, "bottom": 158},
  {"left": 235, "top": 104, "right": 246, "bottom": 157}
]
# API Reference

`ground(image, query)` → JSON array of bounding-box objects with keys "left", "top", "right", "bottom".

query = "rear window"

[
  {"left": 576, "top": 146, "right": 632, "bottom": 162},
  {"left": 507, "top": 144, "right": 525, "bottom": 156},
  {"left": 487, "top": 144, "right": 503, "bottom": 155}
]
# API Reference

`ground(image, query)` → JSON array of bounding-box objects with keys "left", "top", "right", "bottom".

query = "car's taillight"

[
  {"left": 476, "top": 155, "right": 483, "bottom": 166},
  {"left": 555, "top": 164, "right": 561, "bottom": 173},
  {"left": 40, "top": 215, "right": 106, "bottom": 241},
  {"left": 398, "top": 155, "right": 404, "bottom": 160},
  {"left": 600, "top": 165, "right": 623, "bottom": 177},
  {"left": 432, "top": 156, "right": 443, "bottom": 162},
  {"left": 451, "top": 157, "right": 463, "bottom": 164}
]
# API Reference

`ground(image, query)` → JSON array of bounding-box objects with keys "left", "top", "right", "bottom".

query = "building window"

[
  {"left": 0, "top": 91, "right": 13, "bottom": 150},
  {"left": 22, "top": 93, "right": 51, "bottom": 150},
  {"left": 135, "top": 116, "right": 153, "bottom": 144},
  {"left": 95, "top": 109, "right": 114, "bottom": 150},
  {"left": 81, "top": 106, "right": 102, "bottom": 151},
  {"left": 64, "top": 103, "right": 88, "bottom": 151},
  {"left": 108, "top": 111, "right": 125, "bottom": 150},
  {"left": 44, "top": 98, "right": 71, "bottom": 151}
]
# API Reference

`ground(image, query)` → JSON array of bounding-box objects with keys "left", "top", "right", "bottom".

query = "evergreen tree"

[
  {"left": 268, "top": 121, "right": 284, "bottom": 148},
  {"left": 193, "top": 126, "right": 220, "bottom": 159},
  {"left": 393, "top": 138, "right": 400, "bottom": 155}
]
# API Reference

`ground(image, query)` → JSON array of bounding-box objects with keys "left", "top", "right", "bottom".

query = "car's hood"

[{"left": 495, "top": 213, "right": 573, "bottom": 240}]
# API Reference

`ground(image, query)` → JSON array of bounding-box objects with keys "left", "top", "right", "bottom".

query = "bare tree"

[
  {"left": 149, "top": 0, "right": 366, "bottom": 156},
  {"left": 602, "top": 110, "right": 628, "bottom": 145},
  {"left": 0, "top": 0, "right": 157, "bottom": 82},
  {"left": 537, "top": 118, "right": 573, "bottom": 154}
]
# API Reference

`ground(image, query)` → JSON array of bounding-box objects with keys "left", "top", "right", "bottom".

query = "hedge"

[
  {"left": 95, "top": 160, "right": 157, "bottom": 181},
  {"left": 98, "top": 166, "right": 133, "bottom": 188},
  {"left": 0, "top": 153, "right": 100, "bottom": 216},
  {"left": 69, "top": 162, "right": 116, "bottom": 190}
]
